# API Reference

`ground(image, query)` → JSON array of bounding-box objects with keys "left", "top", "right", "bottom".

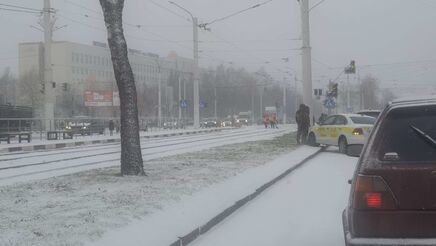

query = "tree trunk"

[{"left": 100, "top": 0, "right": 145, "bottom": 176}]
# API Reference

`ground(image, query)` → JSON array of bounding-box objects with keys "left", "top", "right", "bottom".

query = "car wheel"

[
  {"left": 339, "top": 136, "right": 348, "bottom": 154},
  {"left": 307, "top": 132, "right": 319, "bottom": 147}
]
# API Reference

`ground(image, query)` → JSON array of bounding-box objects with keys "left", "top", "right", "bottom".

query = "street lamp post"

[
  {"left": 299, "top": 0, "right": 314, "bottom": 123},
  {"left": 169, "top": 1, "right": 200, "bottom": 128}
]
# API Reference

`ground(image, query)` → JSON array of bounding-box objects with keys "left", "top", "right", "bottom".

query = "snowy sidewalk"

[{"left": 88, "top": 146, "right": 320, "bottom": 246}]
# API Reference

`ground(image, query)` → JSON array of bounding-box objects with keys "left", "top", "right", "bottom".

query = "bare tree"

[
  {"left": 100, "top": 0, "right": 145, "bottom": 176},
  {"left": 0, "top": 68, "right": 17, "bottom": 105},
  {"left": 361, "top": 75, "right": 380, "bottom": 109},
  {"left": 380, "top": 88, "right": 396, "bottom": 108},
  {"left": 17, "top": 69, "right": 43, "bottom": 109}
]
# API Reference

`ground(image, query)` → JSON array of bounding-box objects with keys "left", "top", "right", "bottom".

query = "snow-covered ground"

[
  {"left": 89, "top": 146, "right": 320, "bottom": 246},
  {"left": 0, "top": 126, "right": 293, "bottom": 186},
  {"left": 0, "top": 126, "right": 299, "bottom": 246},
  {"left": 191, "top": 150, "right": 357, "bottom": 246}
]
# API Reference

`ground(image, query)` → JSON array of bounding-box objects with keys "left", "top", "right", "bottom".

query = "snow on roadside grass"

[{"left": 0, "top": 133, "right": 296, "bottom": 246}]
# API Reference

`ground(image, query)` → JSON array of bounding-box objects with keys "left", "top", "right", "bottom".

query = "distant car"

[
  {"left": 307, "top": 114, "right": 376, "bottom": 154},
  {"left": 65, "top": 121, "right": 105, "bottom": 135},
  {"left": 357, "top": 109, "right": 381, "bottom": 118},
  {"left": 235, "top": 118, "right": 249, "bottom": 127},
  {"left": 201, "top": 118, "right": 219, "bottom": 128},
  {"left": 163, "top": 121, "right": 176, "bottom": 129},
  {"left": 221, "top": 120, "right": 232, "bottom": 127},
  {"left": 342, "top": 97, "right": 436, "bottom": 246},
  {"left": 163, "top": 121, "right": 184, "bottom": 129}
]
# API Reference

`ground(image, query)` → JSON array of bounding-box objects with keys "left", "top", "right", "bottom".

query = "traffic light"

[
  {"left": 331, "top": 83, "right": 338, "bottom": 98},
  {"left": 40, "top": 83, "right": 45, "bottom": 94},
  {"left": 345, "top": 60, "right": 356, "bottom": 74},
  {"left": 350, "top": 60, "right": 356, "bottom": 74},
  {"left": 62, "top": 83, "right": 68, "bottom": 91}
]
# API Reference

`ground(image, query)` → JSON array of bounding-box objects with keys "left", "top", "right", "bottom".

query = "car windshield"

[
  {"left": 350, "top": 116, "right": 376, "bottom": 125},
  {"left": 376, "top": 105, "right": 436, "bottom": 162}
]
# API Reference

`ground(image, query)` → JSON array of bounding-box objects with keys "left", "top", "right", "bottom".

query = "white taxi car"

[{"left": 307, "top": 114, "right": 376, "bottom": 154}]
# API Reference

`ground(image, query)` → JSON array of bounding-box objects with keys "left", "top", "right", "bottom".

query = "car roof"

[
  {"left": 357, "top": 109, "right": 381, "bottom": 113},
  {"left": 335, "top": 113, "right": 373, "bottom": 118},
  {"left": 391, "top": 96, "right": 436, "bottom": 105}
]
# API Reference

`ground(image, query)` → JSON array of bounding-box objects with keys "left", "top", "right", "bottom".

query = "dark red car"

[{"left": 343, "top": 97, "right": 436, "bottom": 246}]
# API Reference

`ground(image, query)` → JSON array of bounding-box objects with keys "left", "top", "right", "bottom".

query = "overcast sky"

[{"left": 1, "top": 0, "right": 435, "bottom": 94}]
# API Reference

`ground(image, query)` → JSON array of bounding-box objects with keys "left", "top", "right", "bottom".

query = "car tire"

[
  {"left": 307, "top": 132, "right": 319, "bottom": 147},
  {"left": 339, "top": 136, "right": 348, "bottom": 154}
]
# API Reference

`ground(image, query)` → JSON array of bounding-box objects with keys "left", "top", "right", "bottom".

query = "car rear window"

[
  {"left": 375, "top": 105, "right": 436, "bottom": 162},
  {"left": 350, "top": 116, "right": 375, "bottom": 125}
]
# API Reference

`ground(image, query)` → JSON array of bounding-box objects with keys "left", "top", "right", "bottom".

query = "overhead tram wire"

[
  {"left": 63, "top": 0, "right": 101, "bottom": 15},
  {"left": 199, "top": 0, "right": 274, "bottom": 30},
  {"left": 0, "top": 3, "right": 42, "bottom": 12},
  {"left": 56, "top": 10, "right": 240, "bottom": 69},
  {"left": 147, "top": 0, "right": 191, "bottom": 22},
  {"left": 59, "top": 0, "right": 273, "bottom": 69},
  {"left": 204, "top": 30, "right": 297, "bottom": 77},
  {"left": 0, "top": 7, "right": 41, "bottom": 14},
  {"left": 58, "top": 2, "right": 277, "bottom": 72}
]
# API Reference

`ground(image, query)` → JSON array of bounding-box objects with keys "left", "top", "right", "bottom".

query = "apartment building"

[{"left": 18, "top": 41, "right": 194, "bottom": 118}]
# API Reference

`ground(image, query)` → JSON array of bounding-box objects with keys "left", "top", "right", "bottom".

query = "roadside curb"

[
  {"left": 169, "top": 147, "right": 324, "bottom": 246},
  {"left": 0, "top": 129, "right": 223, "bottom": 154}
]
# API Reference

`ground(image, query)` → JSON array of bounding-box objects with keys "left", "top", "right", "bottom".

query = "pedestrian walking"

[
  {"left": 109, "top": 120, "right": 115, "bottom": 136},
  {"left": 272, "top": 114, "right": 279, "bottom": 129},
  {"left": 263, "top": 114, "right": 269, "bottom": 129},
  {"left": 296, "top": 104, "right": 310, "bottom": 144}
]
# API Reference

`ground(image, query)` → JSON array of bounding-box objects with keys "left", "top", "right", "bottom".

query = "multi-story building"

[{"left": 18, "top": 41, "right": 194, "bottom": 118}]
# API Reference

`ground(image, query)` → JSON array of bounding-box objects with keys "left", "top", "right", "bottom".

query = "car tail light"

[
  {"left": 366, "top": 193, "right": 382, "bottom": 208},
  {"left": 352, "top": 175, "right": 396, "bottom": 210},
  {"left": 352, "top": 128, "right": 364, "bottom": 135}
]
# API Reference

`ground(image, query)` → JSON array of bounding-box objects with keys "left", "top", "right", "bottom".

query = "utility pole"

[
  {"left": 260, "top": 87, "right": 263, "bottom": 118},
  {"left": 299, "top": 0, "right": 314, "bottom": 123},
  {"left": 178, "top": 74, "right": 182, "bottom": 121},
  {"left": 295, "top": 76, "right": 298, "bottom": 112},
  {"left": 183, "top": 76, "right": 187, "bottom": 120},
  {"left": 168, "top": 2, "right": 200, "bottom": 128},
  {"left": 214, "top": 86, "right": 217, "bottom": 119},
  {"left": 193, "top": 17, "right": 200, "bottom": 128},
  {"left": 251, "top": 84, "right": 255, "bottom": 124},
  {"left": 347, "top": 74, "right": 350, "bottom": 112},
  {"left": 157, "top": 61, "right": 162, "bottom": 128},
  {"left": 43, "top": 0, "right": 55, "bottom": 130},
  {"left": 283, "top": 78, "right": 287, "bottom": 124}
]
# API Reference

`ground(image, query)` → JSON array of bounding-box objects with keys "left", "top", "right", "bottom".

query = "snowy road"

[
  {"left": 191, "top": 149, "right": 357, "bottom": 246},
  {"left": 0, "top": 126, "right": 294, "bottom": 186}
]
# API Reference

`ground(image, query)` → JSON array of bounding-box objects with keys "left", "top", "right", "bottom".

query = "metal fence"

[{"left": 0, "top": 117, "right": 191, "bottom": 141}]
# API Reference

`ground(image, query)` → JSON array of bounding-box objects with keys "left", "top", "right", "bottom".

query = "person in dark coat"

[
  {"left": 109, "top": 120, "right": 115, "bottom": 136},
  {"left": 296, "top": 104, "right": 310, "bottom": 144}
]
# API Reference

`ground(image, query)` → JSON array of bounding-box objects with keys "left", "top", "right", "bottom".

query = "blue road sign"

[
  {"left": 200, "top": 101, "right": 207, "bottom": 108},
  {"left": 180, "top": 99, "right": 188, "bottom": 108},
  {"left": 324, "top": 97, "right": 336, "bottom": 109}
]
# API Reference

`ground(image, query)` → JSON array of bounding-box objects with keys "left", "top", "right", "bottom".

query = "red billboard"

[{"left": 84, "top": 91, "right": 113, "bottom": 107}]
